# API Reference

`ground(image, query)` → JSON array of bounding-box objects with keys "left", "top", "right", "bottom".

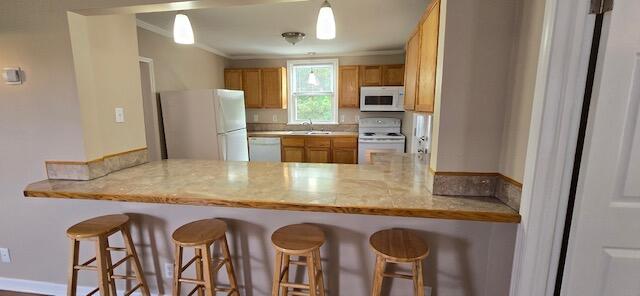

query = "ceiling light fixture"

[
  {"left": 281, "top": 32, "right": 306, "bottom": 45},
  {"left": 316, "top": 0, "right": 336, "bottom": 40},
  {"left": 173, "top": 13, "right": 194, "bottom": 44}
]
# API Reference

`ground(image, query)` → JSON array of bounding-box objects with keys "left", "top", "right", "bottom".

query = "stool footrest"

[
  {"left": 111, "top": 254, "right": 132, "bottom": 270},
  {"left": 288, "top": 291, "right": 311, "bottom": 296},
  {"left": 179, "top": 277, "right": 206, "bottom": 285},
  {"left": 383, "top": 271, "right": 414, "bottom": 280},
  {"left": 289, "top": 259, "right": 307, "bottom": 266},
  {"left": 74, "top": 265, "right": 97, "bottom": 271},
  {"left": 106, "top": 246, "right": 127, "bottom": 252},
  {"left": 111, "top": 274, "right": 137, "bottom": 280},
  {"left": 281, "top": 282, "right": 310, "bottom": 290},
  {"left": 86, "top": 287, "right": 100, "bottom": 296},
  {"left": 124, "top": 283, "right": 142, "bottom": 296}
]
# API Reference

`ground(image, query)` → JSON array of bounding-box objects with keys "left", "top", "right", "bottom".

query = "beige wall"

[
  {"left": 137, "top": 27, "right": 228, "bottom": 92},
  {"left": 0, "top": 2, "right": 516, "bottom": 295},
  {"left": 430, "top": 0, "right": 518, "bottom": 173},
  {"left": 498, "top": 0, "right": 545, "bottom": 182},
  {"left": 229, "top": 54, "right": 405, "bottom": 124},
  {"left": 68, "top": 12, "right": 147, "bottom": 160}
]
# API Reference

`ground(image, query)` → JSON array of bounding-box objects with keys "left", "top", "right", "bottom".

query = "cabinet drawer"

[
  {"left": 332, "top": 137, "right": 357, "bottom": 148},
  {"left": 282, "top": 137, "right": 305, "bottom": 147},
  {"left": 305, "top": 138, "right": 331, "bottom": 148}
]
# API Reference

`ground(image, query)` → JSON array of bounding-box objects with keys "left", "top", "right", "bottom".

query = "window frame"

[{"left": 286, "top": 59, "right": 339, "bottom": 125}]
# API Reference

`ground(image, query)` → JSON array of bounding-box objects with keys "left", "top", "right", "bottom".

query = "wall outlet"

[
  {"left": 340, "top": 114, "right": 345, "bottom": 123},
  {"left": 253, "top": 114, "right": 259, "bottom": 122},
  {"left": 0, "top": 248, "right": 11, "bottom": 263},
  {"left": 272, "top": 114, "right": 278, "bottom": 122},
  {"left": 163, "top": 262, "right": 173, "bottom": 279},
  {"left": 425, "top": 286, "right": 432, "bottom": 296},
  {"left": 115, "top": 107, "right": 125, "bottom": 123},
  {"left": 355, "top": 115, "right": 360, "bottom": 123}
]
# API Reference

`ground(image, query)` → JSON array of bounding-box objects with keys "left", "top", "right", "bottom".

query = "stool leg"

[
  {"left": 201, "top": 244, "right": 217, "bottom": 296},
  {"left": 122, "top": 226, "right": 151, "bottom": 296},
  {"left": 104, "top": 239, "right": 118, "bottom": 296},
  {"left": 194, "top": 248, "right": 204, "bottom": 296},
  {"left": 371, "top": 255, "right": 386, "bottom": 296},
  {"left": 272, "top": 251, "right": 283, "bottom": 296},
  {"left": 220, "top": 235, "right": 239, "bottom": 295},
  {"left": 173, "top": 244, "right": 183, "bottom": 296},
  {"left": 313, "top": 250, "right": 325, "bottom": 296},
  {"left": 306, "top": 253, "right": 317, "bottom": 296},
  {"left": 96, "top": 236, "right": 111, "bottom": 296},
  {"left": 281, "top": 255, "right": 290, "bottom": 296},
  {"left": 67, "top": 239, "right": 80, "bottom": 296},
  {"left": 413, "top": 260, "right": 425, "bottom": 296}
]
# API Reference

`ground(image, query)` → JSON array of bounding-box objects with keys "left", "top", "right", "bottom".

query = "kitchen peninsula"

[{"left": 24, "top": 153, "right": 520, "bottom": 223}]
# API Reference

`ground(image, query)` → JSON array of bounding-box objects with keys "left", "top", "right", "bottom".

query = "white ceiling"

[{"left": 136, "top": 0, "right": 428, "bottom": 59}]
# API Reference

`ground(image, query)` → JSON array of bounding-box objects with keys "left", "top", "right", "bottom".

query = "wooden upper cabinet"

[
  {"left": 261, "top": 67, "right": 287, "bottom": 109},
  {"left": 339, "top": 66, "right": 360, "bottom": 108},
  {"left": 224, "top": 69, "right": 243, "bottom": 90},
  {"left": 382, "top": 64, "right": 405, "bottom": 86},
  {"left": 360, "top": 65, "right": 383, "bottom": 86},
  {"left": 242, "top": 69, "right": 262, "bottom": 108},
  {"left": 415, "top": 1, "right": 440, "bottom": 113},
  {"left": 403, "top": 28, "right": 421, "bottom": 111}
]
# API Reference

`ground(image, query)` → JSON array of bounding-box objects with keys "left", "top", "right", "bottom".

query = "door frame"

[
  {"left": 138, "top": 56, "right": 165, "bottom": 160},
  {"left": 509, "top": 0, "right": 597, "bottom": 295}
]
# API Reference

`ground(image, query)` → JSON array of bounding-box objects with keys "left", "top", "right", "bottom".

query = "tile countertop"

[
  {"left": 23, "top": 153, "right": 520, "bottom": 223},
  {"left": 247, "top": 131, "right": 359, "bottom": 137}
]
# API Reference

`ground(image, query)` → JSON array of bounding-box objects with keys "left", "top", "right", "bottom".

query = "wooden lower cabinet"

[
  {"left": 282, "top": 146, "right": 305, "bottom": 162},
  {"left": 305, "top": 147, "right": 332, "bottom": 163},
  {"left": 280, "top": 136, "right": 358, "bottom": 164},
  {"left": 333, "top": 148, "right": 357, "bottom": 164}
]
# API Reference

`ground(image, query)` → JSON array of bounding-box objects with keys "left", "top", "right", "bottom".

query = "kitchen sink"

[{"left": 285, "top": 131, "right": 332, "bottom": 135}]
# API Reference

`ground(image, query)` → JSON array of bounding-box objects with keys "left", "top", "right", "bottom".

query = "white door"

[
  {"left": 561, "top": 1, "right": 640, "bottom": 295},
  {"left": 218, "top": 129, "right": 249, "bottom": 161},
  {"left": 214, "top": 89, "right": 246, "bottom": 133}
]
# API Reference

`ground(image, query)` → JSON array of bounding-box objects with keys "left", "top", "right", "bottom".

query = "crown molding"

[
  {"left": 136, "top": 19, "right": 230, "bottom": 58},
  {"left": 229, "top": 49, "right": 405, "bottom": 60}
]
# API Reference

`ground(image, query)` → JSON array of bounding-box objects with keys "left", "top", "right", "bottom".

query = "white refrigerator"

[{"left": 160, "top": 89, "right": 249, "bottom": 161}]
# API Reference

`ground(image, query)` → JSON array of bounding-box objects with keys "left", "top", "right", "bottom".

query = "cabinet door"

[
  {"left": 282, "top": 146, "right": 305, "bottom": 162},
  {"left": 305, "top": 147, "right": 331, "bottom": 163},
  {"left": 360, "top": 65, "right": 383, "bottom": 86},
  {"left": 339, "top": 66, "right": 360, "bottom": 108},
  {"left": 242, "top": 69, "right": 262, "bottom": 108},
  {"left": 382, "top": 64, "right": 405, "bottom": 86},
  {"left": 416, "top": 1, "right": 440, "bottom": 113},
  {"left": 224, "top": 69, "right": 243, "bottom": 90},
  {"left": 261, "top": 67, "right": 287, "bottom": 109},
  {"left": 332, "top": 148, "right": 357, "bottom": 164},
  {"left": 403, "top": 29, "right": 421, "bottom": 110}
]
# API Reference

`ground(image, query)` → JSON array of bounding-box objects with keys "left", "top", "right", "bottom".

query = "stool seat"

[
  {"left": 271, "top": 224, "right": 325, "bottom": 254},
  {"left": 369, "top": 229, "right": 429, "bottom": 262},
  {"left": 172, "top": 218, "right": 227, "bottom": 247},
  {"left": 66, "top": 214, "right": 130, "bottom": 239}
]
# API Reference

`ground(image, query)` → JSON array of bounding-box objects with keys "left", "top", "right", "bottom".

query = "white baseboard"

[{"left": 0, "top": 277, "right": 163, "bottom": 296}]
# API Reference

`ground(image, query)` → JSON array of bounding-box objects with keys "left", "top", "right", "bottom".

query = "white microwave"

[{"left": 360, "top": 86, "right": 404, "bottom": 111}]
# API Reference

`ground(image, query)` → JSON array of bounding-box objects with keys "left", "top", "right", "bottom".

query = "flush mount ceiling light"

[
  {"left": 173, "top": 13, "right": 194, "bottom": 44},
  {"left": 316, "top": 0, "right": 336, "bottom": 40},
  {"left": 281, "top": 32, "right": 306, "bottom": 45}
]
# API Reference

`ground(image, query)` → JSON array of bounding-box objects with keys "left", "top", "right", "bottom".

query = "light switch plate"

[
  {"left": 3, "top": 68, "right": 22, "bottom": 85},
  {"left": 0, "top": 248, "right": 11, "bottom": 263},
  {"left": 340, "top": 114, "right": 345, "bottom": 123},
  {"left": 163, "top": 262, "right": 173, "bottom": 279},
  {"left": 115, "top": 107, "right": 125, "bottom": 123}
]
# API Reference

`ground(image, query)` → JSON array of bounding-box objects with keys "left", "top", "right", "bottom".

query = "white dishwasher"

[{"left": 248, "top": 137, "right": 282, "bottom": 162}]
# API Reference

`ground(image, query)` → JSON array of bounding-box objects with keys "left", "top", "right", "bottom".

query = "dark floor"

[{"left": 0, "top": 291, "right": 46, "bottom": 296}]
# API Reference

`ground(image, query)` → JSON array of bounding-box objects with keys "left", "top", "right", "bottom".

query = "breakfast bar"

[{"left": 24, "top": 153, "right": 520, "bottom": 223}]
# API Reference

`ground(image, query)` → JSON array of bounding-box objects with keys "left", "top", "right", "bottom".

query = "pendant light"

[
  {"left": 308, "top": 70, "right": 320, "bottom": 86},
  {"left": 173, "top": 13, "right": 194, "bottom": 44},
  {"left": 316, "top": 0, "right": 336, "bottom": 40}
]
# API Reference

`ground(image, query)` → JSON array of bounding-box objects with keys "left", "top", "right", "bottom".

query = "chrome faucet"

[{"left": 302, "top": 119, "right": 313, "bottom": 131}]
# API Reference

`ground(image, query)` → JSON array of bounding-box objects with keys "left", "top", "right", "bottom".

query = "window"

[{"left": 287, "top": 59, "right": 339, "bottom": 124}]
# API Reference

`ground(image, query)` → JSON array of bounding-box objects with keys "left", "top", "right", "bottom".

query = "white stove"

[{"left": 358, "top": 118, "right": 406, "bottom": 164}]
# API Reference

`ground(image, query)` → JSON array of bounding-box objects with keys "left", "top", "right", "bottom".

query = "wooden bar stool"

[
  {"left": 271, "top": 224, "right": 326, "bottom": 296},
  {"left": 369, "top": 229, "right": 429, "bottom": 296},
  {"left": 66, "top": 214, "right": 150, "bottom": 296},
  {"left": 171, "top": 219, "right": 239, "bottom": 296}
]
